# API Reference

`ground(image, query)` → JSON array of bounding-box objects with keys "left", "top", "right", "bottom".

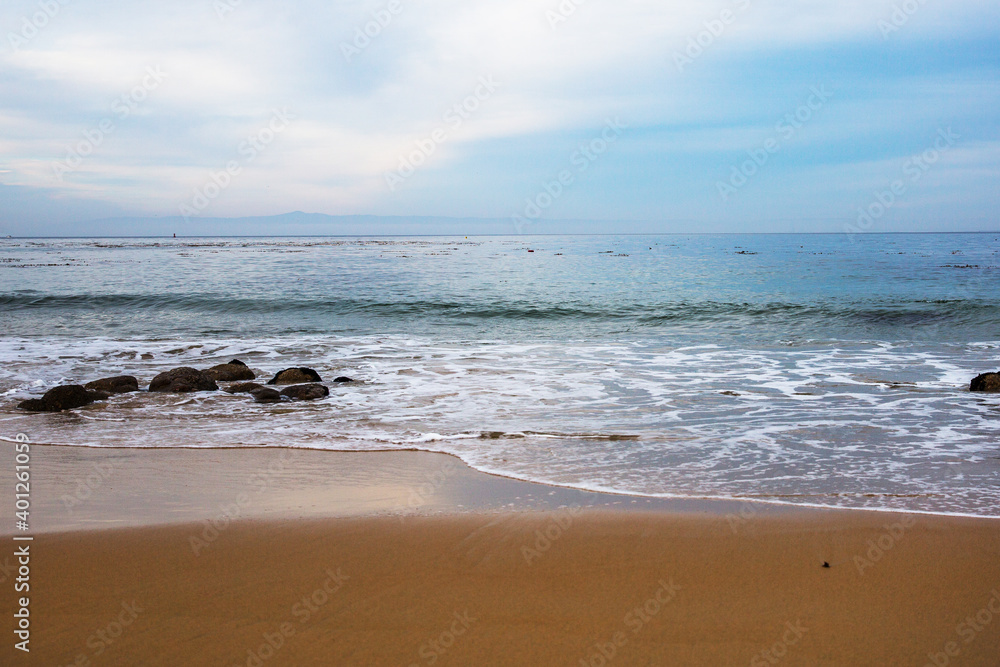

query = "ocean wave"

[{"left": 2, "top": 292, "right": 999, "bottom": 327}]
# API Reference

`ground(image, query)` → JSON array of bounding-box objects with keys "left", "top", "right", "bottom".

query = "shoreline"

[
  {"left": 2, "top": 442, "right": 997, "bottom": 531},
  {"left": 1, "top": 442, "right": 805, "bottom": 535}
]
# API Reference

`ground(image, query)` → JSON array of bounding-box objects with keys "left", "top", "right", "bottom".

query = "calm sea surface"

[{"left": 1, "top": 234, "right": 998, "bottom": 516}]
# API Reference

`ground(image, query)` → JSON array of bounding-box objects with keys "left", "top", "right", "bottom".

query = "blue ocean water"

[{"left": 1, "top": 233, "right": 998, "bottom": 516}]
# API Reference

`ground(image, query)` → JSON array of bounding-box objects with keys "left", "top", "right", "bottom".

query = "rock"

[
  {"left": 970, "top": 372, "right": 1000, "bottom": 393},
  {"left": 18, "top": 385, "right": 109, "bottom": 412},
  {"left": 333, "top": 376, "right": 353, "bottom": 383},
  {"left": 250, "top": 387, "right": 282, "bottom": 403},
  {"left": 267, "top": 368, "right": 322, "bottom": 385},
  {"left": 148, "top": 367, "right": 219, "bottom": 393},
  {"left": 84, "top": 376, "right": 139, "bottom": 394},
  {"left": 279, "top": 384, "right": 330, "bottom": 401},
  {"left": 225, "top": 382, "right": 266, "bottom": 394},
  {"left": 205, "top": 363, "right": 255, "bottom": 382}
]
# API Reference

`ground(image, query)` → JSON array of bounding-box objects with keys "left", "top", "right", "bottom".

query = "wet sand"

[{"left": 2, "top": 444, "right": 999, "bottom": 665}]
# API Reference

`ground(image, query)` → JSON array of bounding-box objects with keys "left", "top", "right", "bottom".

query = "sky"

[{"left": 1, "top": 0, "right": 998, "bottom": 235}]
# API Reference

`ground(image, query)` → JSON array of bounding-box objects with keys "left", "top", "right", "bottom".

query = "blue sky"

[{"left": 1, "top": 0, "right": 998, "bottom": 235}]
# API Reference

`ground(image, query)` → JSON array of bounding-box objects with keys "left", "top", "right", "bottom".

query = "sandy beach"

[{"left": 1, "top": 443, "right": 998, "bottom": 666}]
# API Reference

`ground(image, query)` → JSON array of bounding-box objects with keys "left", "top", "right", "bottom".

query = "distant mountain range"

[{"left": 6, "top": 211, "right": 668, "bottom": 237}]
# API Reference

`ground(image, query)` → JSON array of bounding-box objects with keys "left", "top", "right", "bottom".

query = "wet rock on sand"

[
  {"left": 279, "top": 384, "right": 329, "bottom": 401},
  {"left": 84, "top": 376, "right": 139, "bottom": 394},
  {"left": 205, "top": 360, "right": 256, "bottom": 382},
  {"left": 250, "top": 387, "right": 282, "bottom": 403},
  {"left": 225, "top": 382, "right": 266, "bottom": 394},
  {"left": 267, "top": 368, "right": 322, "bottom": 385},
  {"left": 149, "top": 367, "right": 219, "bottom": 393},
  {"left": 18, "top": 385, "right": 110, "bottom": 412},
  {"left": 970, "top": 372, "right": 1000, "bottom": 393}
]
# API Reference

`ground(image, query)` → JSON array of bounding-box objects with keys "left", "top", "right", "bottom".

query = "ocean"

[{"left": 1, "top": 233, "right": 998, "bottom": 517}]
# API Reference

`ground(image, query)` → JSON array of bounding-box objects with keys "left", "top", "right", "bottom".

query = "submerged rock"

[
  {"left": 148, "top": 367, "right": 219, "bottom": 393},
  {"left": 333, "top": 376, "right": 354, "bottom": 383},
  {"left": 18, "top": 385, "right": 109, "bottom": 412},
  {"left": 279, "top": 384, "right": 330, "bottom": 401},
  {"left": 250, "top": 387, "right": 282, "bottom": 403},
  {"left": 267, "top": 368, "right": 322, "bottom": 385},
  {"left": 205, "top": 363, "right": 256, "bottom": 382},
  {"left": 84, "top": 376, "right": 140, "bottom": 394},
  {"left": 225, "top": 382, "right": 266, "bottom": 394},
  {"left": 970, "top": 372, "right": 1000, "bottom": 393}
]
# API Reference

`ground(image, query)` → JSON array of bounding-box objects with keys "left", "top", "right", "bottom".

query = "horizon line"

[{"left": 4, "top": 231, "right": 998, "bottom": 239}]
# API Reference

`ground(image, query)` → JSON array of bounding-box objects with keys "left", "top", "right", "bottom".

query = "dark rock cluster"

[{"left": 18, "top": 360, "right": 352, "bottom": 412}]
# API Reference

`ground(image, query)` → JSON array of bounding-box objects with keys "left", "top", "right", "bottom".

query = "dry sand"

[{"left": 2, "top": 444, "right": 999, "bottom": 666}]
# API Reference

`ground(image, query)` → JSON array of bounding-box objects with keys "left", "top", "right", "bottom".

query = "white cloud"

[{"left": 0, "top": 0, "right": 996, "bottom": 225}]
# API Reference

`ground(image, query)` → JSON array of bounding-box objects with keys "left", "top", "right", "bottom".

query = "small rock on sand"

[
  {"left": 18, "top": 385, "right": 110, "bottom": 412},
  {"left": 970, "top": 372, "right": 1000, "bottom": 393},
  {"left": 267, "top": 368, "right": 322, "bottom": 385},
  {"left": 205, "top": 362, "right": 256, "bottom": 382},
  {"left": 225, "top": 382, "right": 266, "bottom": 394},
  {"left": 149, "top": 368, "right": 219, "bottom": 393},
  {"left": 84, "top": 376, "right": 139, "bottom": 394},
  {"left": 250, "top": 387, "right": 282, "bottom": 403},
  {"left": 279, "top": 384, "right": 330, "bottom": 401}
]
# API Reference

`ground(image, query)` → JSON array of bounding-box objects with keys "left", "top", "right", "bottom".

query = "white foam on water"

[{"left": 1, "top": 335, "right": 999, "bottom": 517}]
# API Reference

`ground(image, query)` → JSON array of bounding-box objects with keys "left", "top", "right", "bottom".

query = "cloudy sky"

[{"left": 1, "top": 0, "right": 998, "bottom": 235}]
